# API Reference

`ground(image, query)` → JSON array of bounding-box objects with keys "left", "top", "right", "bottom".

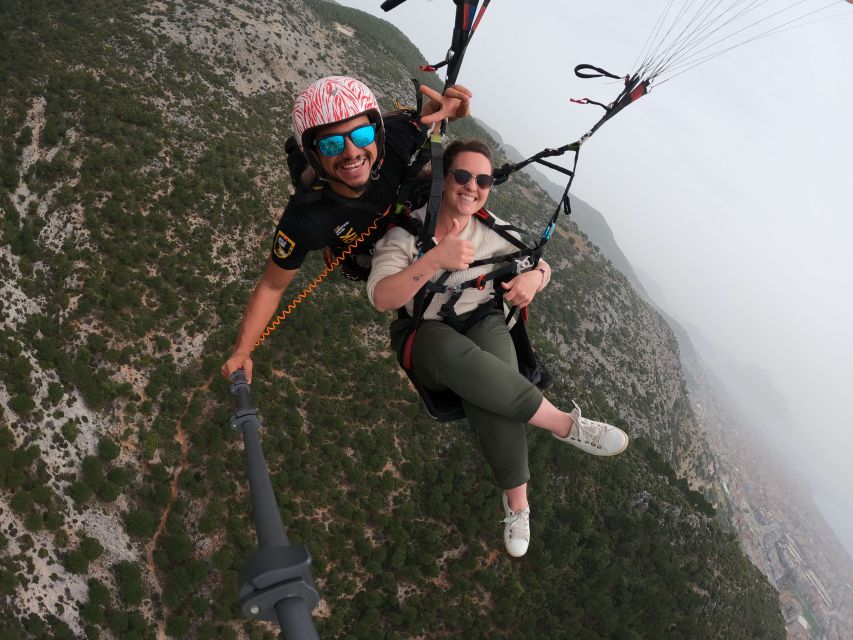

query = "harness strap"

[
  {"left": 423, "top": 132, "right": 444, "bottom": 244},
  {"left": 492, "top": 144, "right": 577, "bottom": 186},
  {"left": 473, "top": 209, "right": 530, "bottom": 251},
  {"left": 401, "top": 207, "right": 534, "bottom": 363},
  {"left": 421, "top": 251, "right": 531, "bottom": 298},
  {"left": 440, "top": 298, "right": 500, "bottom": 333}
]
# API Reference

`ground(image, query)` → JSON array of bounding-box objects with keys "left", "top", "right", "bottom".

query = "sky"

[{"left": 336, "top": 1, "right": 853, "bottom": 558}]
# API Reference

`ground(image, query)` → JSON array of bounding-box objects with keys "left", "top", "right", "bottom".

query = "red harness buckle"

[{"left": 475, "top": 274, "right": 486, "bottom": 290}]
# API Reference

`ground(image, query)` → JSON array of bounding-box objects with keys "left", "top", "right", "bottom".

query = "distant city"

[{"left": 690, "top": 386, "right": 853, "bottom": 640}]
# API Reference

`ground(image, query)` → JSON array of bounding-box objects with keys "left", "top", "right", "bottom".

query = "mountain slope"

[
  {"left": 0, "top": 1, "right": 783, "bottom": 638},
  {"left": 567, "top": 204, "right": 853, "bottom": 636}
]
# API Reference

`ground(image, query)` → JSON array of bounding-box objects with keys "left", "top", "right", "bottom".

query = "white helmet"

[{"left": 291, "top": 76, "right": 385, "bottom": 176}]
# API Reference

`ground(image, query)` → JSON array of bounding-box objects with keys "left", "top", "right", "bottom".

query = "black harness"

[{"left": 393, "top": 207, "right": 550, "bottom": 422}]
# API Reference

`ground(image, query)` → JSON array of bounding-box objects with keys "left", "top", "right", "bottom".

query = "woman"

[{"left": 366, "top": 140, "right": 629, "bottom": 557}]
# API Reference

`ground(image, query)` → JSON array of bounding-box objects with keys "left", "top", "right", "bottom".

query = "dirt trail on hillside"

[{"left": 145, "top": 375, "right": 214, "bottom": 638}]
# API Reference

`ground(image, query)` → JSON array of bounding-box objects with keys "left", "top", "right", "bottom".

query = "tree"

[
  {"left": 87, "top": 578, "right": 111, "bottom": 607},
  {"left": 32, "top": 484, "right": 52, "bottom": 506},
  {"left": 0, "top": 570, "right": 18, "bottom": 595},
  {"left": 65, "top": 550, "right": 89, "bottom": 574},
  {"left": 81, "top": 455, "right": 103, "bottom": 485},
  {"left": 43, "top": 510, "right": 64, "bottom": 531},
  {"left": 96, "top": 480, "right": 120, "bottom": 502},
  {"left": 165, "top": 615, "right": 189, "bottom": 637},
  {"left": 69, "top": 481, "right": 93, "bottom": 506},
  {"left": 78, "top": 601, "right": 104, "bottom": 626},
  {"left": 164, "top": 533, "right": 192, "bottom": 564},
  {"left": 10, "top": 490, "right": 34, "bottom": 516},
  {"left": 79, "top": 536, "right": 103, "bottom": 561},
  {"left": 98, "top": 436, "right": 120, "bottom": 461},
  {"left": 114, "top": 561, "right": 144, "bottom": 605},
  {"left": 9, "top": 393, "right": 35, "bottom": 415},
  {"left": 125, "top": 509, "right": 156, "bottom": 538}
]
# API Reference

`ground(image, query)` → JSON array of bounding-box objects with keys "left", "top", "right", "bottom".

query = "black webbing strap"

[
  {"left": 411, "top": 78, "right": 425, "bottom": 121},
  {"left": 402, "top": 208, "right": 537, "bottom": 339},
  {"left": 424, "top": 251, "right": 529, "bottom": 295},
  {"left": 387, "top": 0, "right": 493, "bottom": 366},
  {"left": 472, "top": 209, "right": 530, "bottom": 251},
  {"left": 445, "top": 1, "right": 475, "bottom": 86},
  {"left": 492, "top": 64, "right": 652, "bottom": 263},
  {"left": 534, "top": 158, "right": 575, "bottom": 177},
  {"left": 439, "top": 297, "right": 497, "bottom": 333},
  {"left": 537, "top": 147, "right": 581, "bottom": 253},
  {"left": 574, "top": 64, "right": 622, "bottom": 80},
  {"left": 393, "top": 85, "right": 433, "bottom": 215},
  {"left": 423, "top": 134, "right": 444, "bottom": 243},
  {"left": 492, "top": 144, "right": 576, "bottom": 186},
  {"left": 404, "top": 269, "right": 452, "bottom": 351},
  {"left": 411, "top": 1, "right": 490, "bottom": 85},
  {"left": 421, "top": 0, "right": 486, "bottom": 242}
]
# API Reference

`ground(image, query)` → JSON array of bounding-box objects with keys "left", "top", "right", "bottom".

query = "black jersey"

[{"left": 270, "top": 112, "right": 425, "bottom": 271}]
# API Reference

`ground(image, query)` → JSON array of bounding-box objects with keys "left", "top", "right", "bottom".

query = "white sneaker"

[
  {"left": 552, "top": 401, "right": 629, "bottom": 456},
  {"left": 502, "top": 493, "right": 530, "bottom": 558}
]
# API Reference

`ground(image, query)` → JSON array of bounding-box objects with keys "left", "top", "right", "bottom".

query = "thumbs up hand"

[{"left": 428, "top": 219, "right": 475, "bottom": 271}]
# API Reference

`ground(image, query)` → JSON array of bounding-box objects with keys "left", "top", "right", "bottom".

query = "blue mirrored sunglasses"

[{"left": 314, "top": 123, "right": 377, "bottom": 157}]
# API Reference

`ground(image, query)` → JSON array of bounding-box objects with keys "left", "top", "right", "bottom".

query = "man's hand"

[
  {"left": 221, "top": 351, "right": 254, "bottom": 383},
  {"left": 419, "top": 84, "right": 472, "bottom": 130},
  {"left": 428, "top": 219, "right": 475, "bottom": 271}
]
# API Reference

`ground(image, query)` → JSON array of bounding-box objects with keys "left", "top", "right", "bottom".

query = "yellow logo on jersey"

[
  {"left": 274, "top": 231, "right": 296, "bottom": 259},
  {"left": 339, "top": 227, "right": 358, "bottom": 244}
]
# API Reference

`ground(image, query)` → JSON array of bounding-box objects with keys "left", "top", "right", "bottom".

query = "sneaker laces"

[
  {"left": 502, "top": 507, "right": 530, "bottom": 542},
  {"left": 569, "top": 402, "right": 605, "bottom": 449}
]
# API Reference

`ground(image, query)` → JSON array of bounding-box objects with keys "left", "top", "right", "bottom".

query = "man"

[{"left": 221, "top": 75, "right": 471, "bottom": 381}]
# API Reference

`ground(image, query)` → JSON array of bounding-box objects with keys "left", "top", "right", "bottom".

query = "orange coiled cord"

[{"left": 254, "top": 205, "right": 393, "bottom": 348}]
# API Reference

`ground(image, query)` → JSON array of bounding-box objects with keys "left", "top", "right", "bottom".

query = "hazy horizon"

[
  {"left": 641, "top": 267, "right": 853, "bottom": 562},
  {"left": 338, "top": 0, "right": 853, "bottom": 560}
]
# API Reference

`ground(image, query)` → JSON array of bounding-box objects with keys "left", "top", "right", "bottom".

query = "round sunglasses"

[
  {"left": 450, "top": 168, "right": 495, "bottom": 190},
  {"left": 314, "top": 123, "right": 377, "bottom": 157}
]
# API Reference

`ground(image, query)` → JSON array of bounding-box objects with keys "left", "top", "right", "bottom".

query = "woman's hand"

[
  {"left": 500, "top": 269, "right": 545, "bottom": 307},
  {"left": 428, "top": 219, "right": 475, "bottom": 271}
]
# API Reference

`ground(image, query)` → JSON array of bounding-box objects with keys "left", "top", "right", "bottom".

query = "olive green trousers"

[{"left": 391, "top": 311, "right": 543, "bottom": 489}]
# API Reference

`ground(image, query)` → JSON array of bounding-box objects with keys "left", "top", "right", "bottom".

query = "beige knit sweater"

[{"left": 366, "top": 206, "right": 549, "bottom": 320}]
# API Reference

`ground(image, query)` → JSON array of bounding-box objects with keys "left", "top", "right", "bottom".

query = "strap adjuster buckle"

[{"left": 514, "top": 256, "right": 533, "bottom": 274}]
